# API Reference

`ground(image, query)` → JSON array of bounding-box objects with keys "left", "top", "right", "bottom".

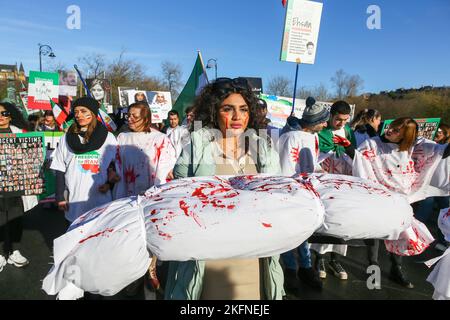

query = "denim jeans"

[{"left": 281, "top": 241, "right": 312, "bottom": 270}]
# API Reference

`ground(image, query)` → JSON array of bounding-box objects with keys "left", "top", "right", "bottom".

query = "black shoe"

[
  {"left": 297, "top": 267, "right": 323, "bottom": 290},
  {"left": 389, "top": 266, "right": 414, "bottom": 289}
]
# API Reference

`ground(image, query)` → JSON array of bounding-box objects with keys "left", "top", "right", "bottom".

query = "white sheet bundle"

[
  {"left": 42, "top": 197, "right": 150, "bottom": 299},
  {"left": 308, "top": 173, "right": 414, "bottom": 240},
  {"left": 144, "top": 175, "right": 325, "bottom": 261},
  {"left": 43, "top": 173, "right": 428, "bottom": 299},
  {"left": 426, "top": 207, "right": 450, "bottom": 300}
]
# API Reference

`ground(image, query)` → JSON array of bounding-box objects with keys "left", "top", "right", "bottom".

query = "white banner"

[{"left": 280, "top": 0, "right": 323, "bottom": 64}]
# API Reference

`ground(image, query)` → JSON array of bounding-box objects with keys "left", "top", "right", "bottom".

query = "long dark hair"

[
  {"left": 0, "top": 102, "right": 29, "bottom": 130},
  {"left": 192, "top": 78, "right": 259, "bottom": 131},
  {"left": 68, "top": 109, "right": 98, "bottom": 143},
  {"left": 351, "top": 108, "right": 381, "bottom": 131}
]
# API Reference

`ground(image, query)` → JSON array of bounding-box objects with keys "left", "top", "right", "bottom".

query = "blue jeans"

[{"left": 281, "top": 241, "right": 312, "bottom": 270}]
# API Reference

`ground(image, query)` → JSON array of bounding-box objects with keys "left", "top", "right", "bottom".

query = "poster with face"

[
  {"left": 118, "top": 87, "right": 134, "bottom": 107},
  {"left": 381, "top": 118, "right": 441, "bottom": 140},
  {"left": 86, "top": 79, "right": 112, "bottom": 106},
  {"left": 147, "top": 91, "right": 172, "bottom": 120},
  {"left": 127, "top": 90, "right": 149, "bottom": 105},
  {"left": 59, "top": 70, "right": 78, "bottom": 96},
  {"left": 0, "top": 132, "right": 46, "bottom": 198}
]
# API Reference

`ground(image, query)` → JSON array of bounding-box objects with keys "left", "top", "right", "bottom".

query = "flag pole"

[{"left": 291, "top": 60, "right": 301, "bottom": 116}]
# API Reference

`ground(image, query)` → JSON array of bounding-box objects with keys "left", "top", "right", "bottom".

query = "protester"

[
  {"left": 314, "top": 100, "right": 357, "bottom": 280},
  {"left": 349, "top": 117, "right": 450, "bottom": 288},
  {"left": 114, "top": 102, "right": 176, "bottom": 198},
  {"left": 166, "top": 77, "right": 283, "bottom": 300},
  {"left": 414, "top": 122, "right": 450, "bottom": 251},
  {"left": 181, "top": 106, "right": 195, "bottom": 130},
  {"left": 351, "top": 108, "right": 382, "bottom": 146},
  {"left": 0, "top": 102, "right": 37, "bottom": 271},
  {"left": 255, "top": 98, "right": 278, "bottom": 137},
  {"left": 38, "top": 110, "right": 60, "bottom": 132},
  {"left": 163, "top": 110, "right": 190, "bottom": 158},
  {"left": 50, "top": 97, "right": 119, "bottom": 225},
  {"left": 27, "top": 114, "right": 41, "bottom": 131},
  {"left": 278, "top": 96, "right": 329, "bottom": 290}
]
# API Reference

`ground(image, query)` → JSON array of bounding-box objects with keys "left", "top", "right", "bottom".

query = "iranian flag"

[
  {"left": 98, "top": 103, "right": 117, "bottom": 132},
  {"left": 28, "top": 71, "right": 59, "bottom": 110},
  {"left": 172, "top": 51, "right": 209, "bottom": 119},
  {"left": 50, "top": 99, "right": 68, "bottom": 129}
]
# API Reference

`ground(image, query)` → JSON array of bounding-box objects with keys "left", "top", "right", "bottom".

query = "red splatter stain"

[
  {"left": 79, "top": 228, "right": 114, "bottom": 244},
  {"left": 125, "top": 166, "right": 138, "bottom": 184},
  {"left": 158, "top": 231, "right": 172, "bottom": 240},
  {"left": 179, "top": 200, "right": 189, "bottom": 216},
  {"left": 153, "top": 140, "right": 165, "bottom": 165},
  {"left": 150, "top": 209, "right": 157, "bottom": 215},
  {"left": 315, "top": 136, "right": 319, "bottom": 158},
  {"left": 444, "top": 209, "right": 450, "bottom": 219},
  {"left": 291, "top": 147, "right": 300, "bottom": 163},
  {"left": 362, "top": 149, "right": 376, "bottom": 161},
  {"left": 227, "top": 205, "right": 235, "bottom": 210},
  {"left": 262, "top": 223, "right": 272, "bottom": 228}
]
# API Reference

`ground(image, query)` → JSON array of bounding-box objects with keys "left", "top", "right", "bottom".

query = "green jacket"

[
  {"left": 166, "top": 128, "right": 285, "bottom": 300},
  {"left": 318, "top": 124, "right": 356, "bottom": 157}
]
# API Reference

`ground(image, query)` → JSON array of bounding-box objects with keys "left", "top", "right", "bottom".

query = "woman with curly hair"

[
  {"left": 0, "top": 102, "right": 37, "bottom": 271},
  {"left": 165, "top": 77, "right": 283, "bottom": 300}
]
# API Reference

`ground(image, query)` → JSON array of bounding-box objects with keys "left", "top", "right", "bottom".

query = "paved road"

[{"left": 0, "top": 204, "right": 444, "bottom": 300}]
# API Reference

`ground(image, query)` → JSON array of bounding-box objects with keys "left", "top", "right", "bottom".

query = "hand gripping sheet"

[
  {"left": 308, "top": 173, "right": 414, "bottom": 240},
  {"left": 42, "top": 198, "right": 150, "bottom": 299},
  {"left": 143, "top": 175, "right": 325, "bottom": 261}
]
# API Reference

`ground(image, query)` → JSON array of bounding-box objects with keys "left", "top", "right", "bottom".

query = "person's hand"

[
  {"left": 333, "top": 135, "right": 352, "bottom": 148},
  {"left": 108, "top": 167, "right": 121, "bottom": 184},
  {"left": 98, "top": 183, "right": 110, "bottom": 193},
  {"left": 166, "top": 170, "right": 174, "bottom": 181},
  {"left": 57, "top": 201, "right": 69, "bottom": 212}
]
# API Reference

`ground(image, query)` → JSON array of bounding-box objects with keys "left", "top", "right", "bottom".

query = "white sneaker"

[
  {"left": 0, "top": 255, "right": 6, "bottom": 272},
  {"left": 7, "top": 250, "right": 29, "bottom": 267}
]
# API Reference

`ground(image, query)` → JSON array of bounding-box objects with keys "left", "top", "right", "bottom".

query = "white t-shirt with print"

[{"left": 50, "top": 132, "right": 118, "bottom": 222}]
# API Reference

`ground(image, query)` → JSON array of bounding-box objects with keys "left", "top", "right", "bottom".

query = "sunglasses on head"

[
  {"left": 0, "top": 111, "right": 11, "bottom": 117},
  {"left": 213, "top": 77, "right": 251, "bottom": 94}
]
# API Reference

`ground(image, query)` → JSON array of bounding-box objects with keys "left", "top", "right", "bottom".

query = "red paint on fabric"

[
  {"left": 227, "top": 205, "right": 235, "bottom": 210},
  {"left": 153, "top": 140, "right": 165, "bottom": 165},
  {"left": 291, "top": 147, "right": 300, "bottom": 163},
  {"left": 125, "top": 166, "right": 138, "bottom": 184},
  {"left": 179, "top": 200, "right": 189, "bottom": 216},
  {"left": 79, "top": 228, "right": 114, "bottom": 244},
  {"left": 262, "top": 223, "right": 272, "bottom": 228}
]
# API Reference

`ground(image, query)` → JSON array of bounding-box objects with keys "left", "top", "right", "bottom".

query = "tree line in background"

[
  {"left": 267, "top": 69, "right": 450, "bottom": 124},
  {"left": 1, "top": 57, "right": 448, "bottom": 124}
]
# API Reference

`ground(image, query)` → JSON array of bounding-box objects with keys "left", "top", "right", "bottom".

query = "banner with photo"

[
  {"left": 86, "top": 78, "right": 112, "bottom": 111},
  {"left": 58, "top": 70, "right": 78, "bottom": 97},
  {"left": 381, "top": 118, "right": 441, "bottom": 140},
  {"left": 147, "top": 91, "right": 172, "bottom": 120},
  {"left": 27, "top": 71, "right": 59, "bottom": 110},
  {"left": 259, "top": 94, "right": 355, "bottom": 129},
  {"left": 280, "top": 0, "right": 323, "bottom": 64},
  {"left": 118, "top": 87, "right": 135, "bottom": 107},
  {"left": 0, "top": 132, "right": 46, "bottom": 198}
]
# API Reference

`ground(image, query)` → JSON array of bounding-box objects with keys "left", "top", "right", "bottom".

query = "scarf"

[{"left": 66, "top": 124, "right": 108, "bottom": 154}]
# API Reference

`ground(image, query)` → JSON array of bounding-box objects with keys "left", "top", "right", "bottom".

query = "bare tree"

[
  {"left": 77, "top": 53, "right": 107, "bottom": 79},
  {"left": 44, "top": 61, "right": 68, "bottom": 73},
  {"left": 296, "top": 86, "right": 314, "bottom": 99},
  {"left": 267, "top": 76, "right": 292, "bottom": 97},
  {"left": 161, "top": 61, "right": 182, "bottom": 100},
  {"left": 330, "top": 69, "right": 364, "bottom": 99}
]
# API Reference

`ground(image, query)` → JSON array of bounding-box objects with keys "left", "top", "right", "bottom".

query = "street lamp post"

[
  {"left": 206, "top": 58, "right": 218, "bottom": 80},
  {"left": 38, "top": 43, "right": 56, "bottom": 72}
]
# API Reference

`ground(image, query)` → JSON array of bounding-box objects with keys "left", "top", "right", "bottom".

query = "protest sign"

[
  {"left": 0, "top": 132, "right": 46, "bottom": 198},
  {"left": 58, "top": 70, "right": 78, "bottom": 96},
  {"left": 27, "top": 71, "right": 59, "bottom": 110},
  {"left": 280, "top": 0, "right": 323, "bottom": 64},
  {"left": 381, "top": 118, "right": 441, "bottom": 140}
]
